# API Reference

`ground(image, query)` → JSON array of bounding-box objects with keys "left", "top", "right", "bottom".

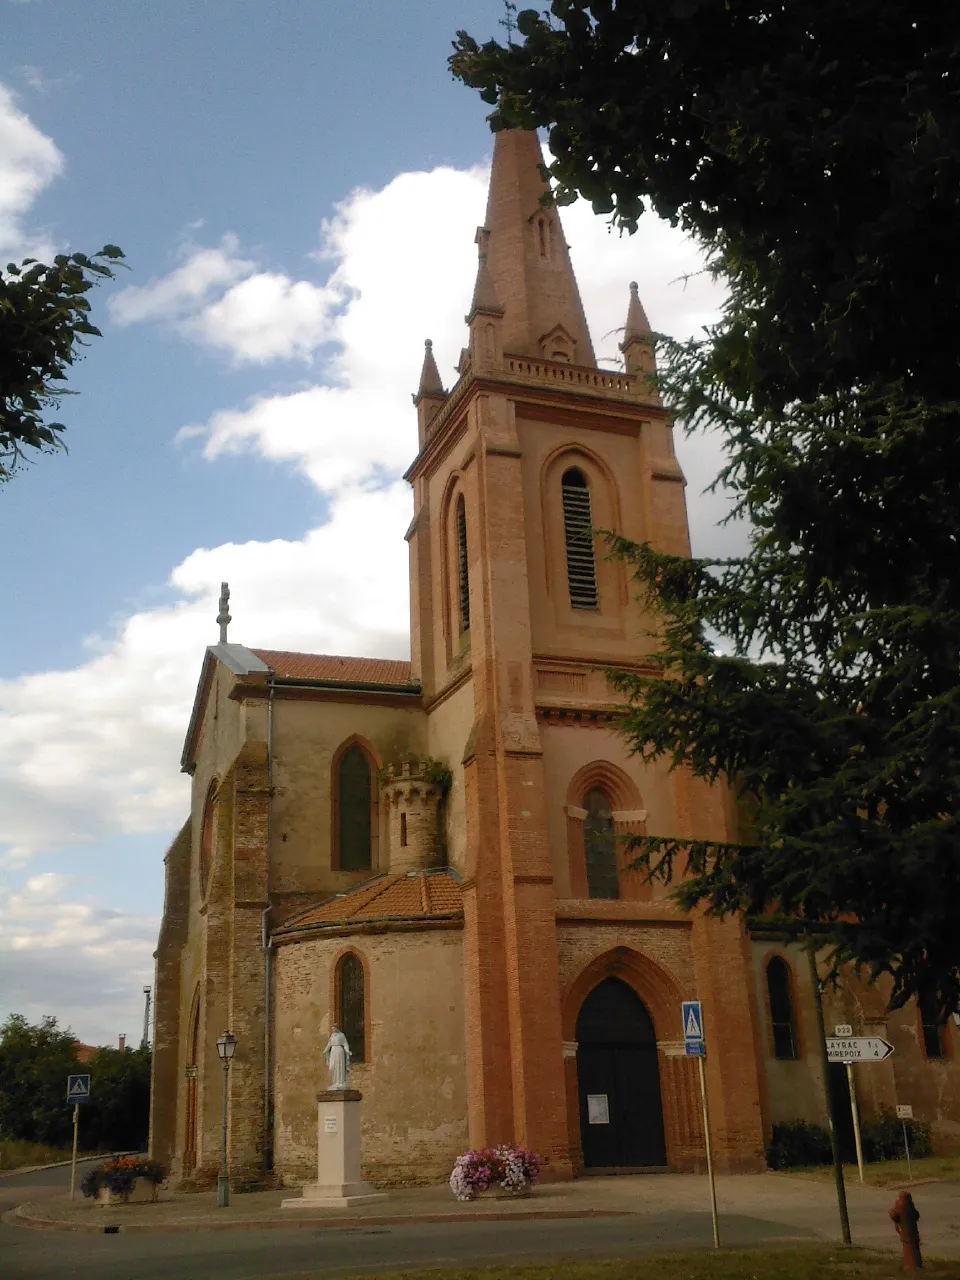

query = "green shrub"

[
  {"left": 860, "top": 1109, "right": 932, "bottom": 1161},
  {"left": 766, "top": 1120, "right": 833, "bottom": 1169}
]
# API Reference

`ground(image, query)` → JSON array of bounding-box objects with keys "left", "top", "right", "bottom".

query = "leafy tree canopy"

[
  {"left": 0, "top": 1013, "right": 81, "bottom": 1146},
  {"left": 452, "top": 4, "right": 960, "bottom": 1015},
  {"left": 0, "top": 245, "right": 124, "bottom": 482},
  {"left": 0, "top": 1014, "right": 151, "bottom": 1151}
]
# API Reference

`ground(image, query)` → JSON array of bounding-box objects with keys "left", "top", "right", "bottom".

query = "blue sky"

[{"left": 0, "top": 0, "right": 730, "bottom": 1045}]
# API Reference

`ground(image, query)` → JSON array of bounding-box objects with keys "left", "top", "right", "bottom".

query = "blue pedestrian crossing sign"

[
  {"left": 682, "top": 1001, "right": 704, "bottom": 1043},
  {"left": 66, "top": 1074, "right": 91, "bottom": 1104}
]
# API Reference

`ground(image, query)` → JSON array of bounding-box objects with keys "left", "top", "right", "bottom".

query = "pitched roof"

[
  {"left": 274, "top": 870, "right": 463, "bottom": 938},
  {"left": 253, "top": 650, "right": 416, "bottom": 689}
]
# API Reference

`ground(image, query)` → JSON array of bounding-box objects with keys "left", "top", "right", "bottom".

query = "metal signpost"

[
  {"left": 66, "top": 1074, "right": 91, "bottom": 1199},
  {"left": 897, "top": 1105, "right": 914, "bottom": 1180},
  {"left": 683, "top": 1001, "right": 719, "bottom": 1249},
  {"left": 824, "top": 1031, "right": 895, "bottom": 1187}
]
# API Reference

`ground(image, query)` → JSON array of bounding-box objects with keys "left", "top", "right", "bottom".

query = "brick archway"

[{"left": 561, "top": 946, "right": 705, "bottom": 1172}]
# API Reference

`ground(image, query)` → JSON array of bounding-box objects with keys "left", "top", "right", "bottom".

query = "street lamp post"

[{"left": 215, "top": 1031, "right": 237, "bottom": 1208}]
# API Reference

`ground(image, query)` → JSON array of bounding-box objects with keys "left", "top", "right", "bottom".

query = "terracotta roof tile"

[
  {"left": 253, "top": 650, "right": 416, "bottom": 689},
  {"left": 276, "top": 871, "right": 463, "bottom": 935}
]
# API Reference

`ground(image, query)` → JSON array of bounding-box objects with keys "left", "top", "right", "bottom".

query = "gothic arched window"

[
  {"left": 919, "top": 989, "right": 947, "bottom": 1060},
  {"left": 336, "top": 952, "right": 366, "bottom": 1063},
  {"left": 766, "top": 956, "right": 799, "bottom": 1059},
  {"left": 337, "top": 744, "right": 373, "bottom": 871},
  {"left": 561, "top": 468, "right": 599, "bottom": 610},
  {"left": 199, "top": 781, "right": 217, "bottom": 896},
  {"left": 456, "top": 494, "right": 470, "bottom": 634},
  {"left": 584, "top": 786, "right": 619, "bottom": 900}
]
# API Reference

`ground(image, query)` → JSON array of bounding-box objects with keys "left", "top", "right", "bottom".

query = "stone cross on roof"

[{"left": 216, "top": 581, "right": 231, "bottom": 644}]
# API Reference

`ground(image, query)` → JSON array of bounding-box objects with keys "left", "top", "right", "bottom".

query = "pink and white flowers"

[{"left": 449, "top": 1144, "right": 542, "bottom": 1201}]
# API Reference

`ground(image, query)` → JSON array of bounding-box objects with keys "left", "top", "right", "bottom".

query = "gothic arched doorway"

[
  {"left": 183, "top": 993, "right": 201, "bottom": 1173},
  {"left": 576, "top": 977, "right": 667, "bottom": 1168}
]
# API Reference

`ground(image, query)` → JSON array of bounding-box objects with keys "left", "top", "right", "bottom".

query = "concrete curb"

[{"left": 7, "top": 1203, "right": 630, "bottom": 1236}]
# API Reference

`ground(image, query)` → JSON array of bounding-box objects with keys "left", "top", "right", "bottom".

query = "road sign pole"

[
  {"left": 69, "top": 1104, "right": 79, "bottom": 1201},
  {"left": 846, "top": 1063, "right": 865, "bottom": 1183},
  {"left": 696, "top": 1052, "right": 720, "bottom": 1249},
  {"left": 903, "top": 1122, "right": 913, "bottom": 1181},
  {"left": 807, "top": 942, "right": 851, "bottom": 1245}
]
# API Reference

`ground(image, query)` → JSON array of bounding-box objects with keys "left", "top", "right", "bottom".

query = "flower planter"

[
  {"left": 95, "top": 1177, "right": 160, "bottom": 1206},
  {"left": 474, "top": 1185, "right": 532, "bottom": 1200}
]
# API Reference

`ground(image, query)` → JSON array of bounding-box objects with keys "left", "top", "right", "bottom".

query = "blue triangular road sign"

[
  {"left": 67, "top": 1074, "right": 90, "bottom": 1102},
  {"left": 682, "top": 1001, "right": 704, "bottom": 1041}
]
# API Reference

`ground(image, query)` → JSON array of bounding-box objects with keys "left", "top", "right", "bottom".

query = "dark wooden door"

[{"left": 576, "top": 978, "right": 667, "bottom": 1168}]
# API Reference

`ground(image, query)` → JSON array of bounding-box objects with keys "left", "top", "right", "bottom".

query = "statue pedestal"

[{"left": 281, "top": 1089, "right": 387, "bottom": 1210}]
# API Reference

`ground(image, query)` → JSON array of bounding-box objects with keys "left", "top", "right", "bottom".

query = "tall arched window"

[
  {"left": 561, "top": 468, "right": 599, "bottom": 610},
  {"left": 584, "top": 787, "right": 619, "bottom": 899},
  {"left": 766, "top": 956, "right": 799, "bottom": 1059},
  {"left": 199, "top": 781, "right": 217, "bottom": 896},
  {"left": 456, "top": 494, "right": 470, "bottom": 634},
  {"left": 336, "top": 952, "right": 366, "bottom": 1063},
  {"left": 337, "top": 744, "right": 373, "bottom": 871},
  {"left": 919, "top": 989, "right": 947, "bottom": 1060}
]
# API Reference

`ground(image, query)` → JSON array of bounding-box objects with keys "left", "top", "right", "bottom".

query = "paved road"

[
  {"left": 0, "top": 1163, "right": 822, "bottom": 1280},
  {"left": 0, "top": 1210, "right": 816, "bottom": 1280}
]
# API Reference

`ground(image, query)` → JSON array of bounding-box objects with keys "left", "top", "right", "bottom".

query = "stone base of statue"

[{"left": 281, "top": 1089, "right": 387, "bottom": 1210}]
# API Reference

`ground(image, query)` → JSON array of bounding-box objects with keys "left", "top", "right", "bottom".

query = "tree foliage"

[
  {"left": 452, "top": 4, "right": 960, "bottom": 1014},
  {"left": 0, "top": 245, "right": 124, "bottom": 482},
  {"left": 0, "top": 1014, "right": 150, "bottom": 1150},
  {"left": 0, "top": 1014, "right": 81, "bottom": 1145}
]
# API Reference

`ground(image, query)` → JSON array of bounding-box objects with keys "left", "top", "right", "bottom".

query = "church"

[{"left": 149, "top": 129, "right": 960, "bottom": 1188}]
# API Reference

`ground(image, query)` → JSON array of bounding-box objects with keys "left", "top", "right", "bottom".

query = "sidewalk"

[{"left": 8, "top": 1170, "right": 960, "bottom": 1256}]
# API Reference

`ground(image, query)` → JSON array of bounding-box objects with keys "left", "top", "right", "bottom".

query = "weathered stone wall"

[
  {"left": 273, "top": 928, "right": 467, "bottom": 1186},
  {"left": 268, "top": 694, "right": 427, "bottom": 916},
  {"left": 751, "top": 940, "right": 960, "bottom": 1154},
  {"left": 149, "top": 819, "right": 191, "bottom": 1167}
]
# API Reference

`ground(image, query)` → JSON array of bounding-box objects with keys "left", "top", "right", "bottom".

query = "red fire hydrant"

[{"left": 889, "top": 1190, "right": 922, "bottom": 1269}]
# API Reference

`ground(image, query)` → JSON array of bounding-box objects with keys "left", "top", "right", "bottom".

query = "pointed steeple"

[
  {"left": 417, "top": 338, "right": 445, "bottom": 396},
  {"left": 620, "top": 280, "right": 657, "bottom": 386},
  {"left": 481, "top": 129, "right": 595, "bottom": 366},
  {"left": 413, "top": 339, "right": 447, "bottom": 442},
  {"left": 466, "top": 229, "right": 504, "bottom": 323}
]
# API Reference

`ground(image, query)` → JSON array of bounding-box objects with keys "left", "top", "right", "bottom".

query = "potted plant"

[
  {"left": 449, "top": 1145, "right": 542, "bottom": 1201},
  {"left": 80, "top": 1157, "right": 168, "bottom": 1205}
]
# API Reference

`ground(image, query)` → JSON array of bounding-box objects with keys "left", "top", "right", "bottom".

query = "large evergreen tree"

[{"left": 452, "top": 3, "right": 960, "bottom": 1013}]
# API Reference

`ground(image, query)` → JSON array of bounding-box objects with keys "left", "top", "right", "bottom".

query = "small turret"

[
  {"left": 619, "top": 281, "right": 658, "bottom": 395},
  {"left": 381, "top": 760, "right": 445, "bottom": 874},
  {"left": 413, "top": 339, "right": 448, "bottom": 444}
]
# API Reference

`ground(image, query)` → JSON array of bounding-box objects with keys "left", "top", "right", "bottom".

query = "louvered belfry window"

[
  {"left": 456, "top": 494, "right": 470, "bottom": 633},
  {"left": 562, "top": 468, "right": 599, "bottom": 609}
]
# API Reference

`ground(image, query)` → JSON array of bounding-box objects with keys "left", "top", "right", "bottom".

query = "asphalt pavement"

[{"left": 0, "top": 1209, "right": 815, "bottom": 1280}]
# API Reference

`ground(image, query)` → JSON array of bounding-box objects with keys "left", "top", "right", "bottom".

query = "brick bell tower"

[{"left": 405, "top": 129, "right": 735, "bottom": 1177}]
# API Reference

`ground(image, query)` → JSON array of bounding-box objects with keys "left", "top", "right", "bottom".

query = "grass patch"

[
  {"left": 0, "top": 1139, "right": 103, "bottom": 1171},
  {"left": 335, "top": 1249, "right": 958, "bottom": 1279},
  {"left": 775, "top": 1154, "right": 960, "bottom": 1187}
]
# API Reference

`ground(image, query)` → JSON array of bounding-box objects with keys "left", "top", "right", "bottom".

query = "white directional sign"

[{"left": 826, "top": 1036, "right": 894, "bottom": 1063}]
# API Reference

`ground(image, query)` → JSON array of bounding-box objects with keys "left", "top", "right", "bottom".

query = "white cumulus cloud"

[{"left": 0, "top": 82, "right": 63, "bottom": 260}]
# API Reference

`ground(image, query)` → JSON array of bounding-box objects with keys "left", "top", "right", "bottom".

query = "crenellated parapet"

[{"left": 380, "top": 759, "right": 449, "bottom": 874}]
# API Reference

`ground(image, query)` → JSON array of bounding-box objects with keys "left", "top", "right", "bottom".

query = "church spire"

[
  {"left": 481, "top": 129, "right": 595, "bottom": 366},
  {"left": 413, "top": 339, "right": 448, "bottom": 443},
  {"left": 620, "top": 280, "right": 657, "bottom": 387}
]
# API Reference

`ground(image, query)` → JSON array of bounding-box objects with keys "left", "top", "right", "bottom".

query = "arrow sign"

[
  {"left": 66, "top": 1074, "right": 91, "bottom": 1103},
  {"left": 826, "top": 1037, "right": 894, "bottom": 1063}
]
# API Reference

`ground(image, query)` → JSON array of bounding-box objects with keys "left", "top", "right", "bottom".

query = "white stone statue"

[{"left": 323, "top": 1025, "right": 351, "bottom": 1090}]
